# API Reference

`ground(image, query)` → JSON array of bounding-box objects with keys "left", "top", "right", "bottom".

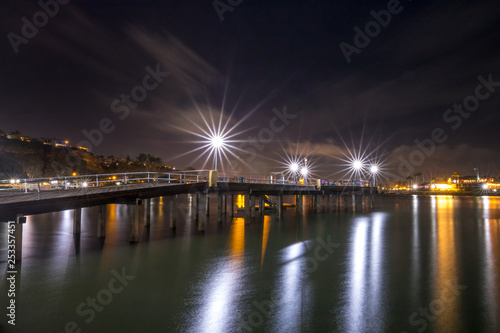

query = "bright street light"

[
  {"left": 210, "top": 134, "right": 226, "bottom": 171},
  {"left": 290, "top": 162, "right": 299, "bottom": 173},
  {"left": 211, "top": 135, "right": 223, "bottom": 148},
  {"left": 301, "top": 166, "right": 308, "bottom": 176},
  {"left": 370, "top": 165, "right": 379, "bottom": 187},
  {"left": 352, "top": 160, "right": 363, "bottom": 185}
]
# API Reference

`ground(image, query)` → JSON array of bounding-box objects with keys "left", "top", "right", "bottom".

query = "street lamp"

[
  {"left": 370, "top": 165, "right": 379, "bottom": 187},
  {"left": 352, "top": 160, "right": 363, "bottom": 185},
  {"left": 289, "top": 162, "right": 299, "bottom": 184},
  {"left": 210, "top": 135, "right": 224, "bottom": 171},
  {"left": 301, "top": 166, "right": 308, "bottom": 185}
]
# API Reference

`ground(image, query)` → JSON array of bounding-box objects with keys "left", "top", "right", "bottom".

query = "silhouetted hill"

[{"left": 0, "top": 137, "right": 103, "bottom": 178}]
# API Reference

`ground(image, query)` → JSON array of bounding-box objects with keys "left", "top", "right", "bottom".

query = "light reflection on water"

[
  {"left": 186, "top": 217, "right": 246, "bottom": 333},
  {"left": 342, "top": 213, "right": 387, "bottom": 333},
  {"left": 482, "top": 197, "right": 500, "bottom": 332},
  {"left": 1, "top": 196, "right": 500, "bottom": 332}
]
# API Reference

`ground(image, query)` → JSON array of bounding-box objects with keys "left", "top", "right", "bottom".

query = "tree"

[
  {"left": 136, "top": 153, "right": 164, "bottom": 171},
  {"left": 452, "top": 171, "right": 460, "bottom": 188},
  {"left": 414, "top": 172, "right": 422, "bottom": 184},
  {"left": 406, "top": 176, "right": 413, "bottom": 187}
]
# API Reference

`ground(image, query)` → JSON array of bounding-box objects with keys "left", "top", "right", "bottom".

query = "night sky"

[{"left": 1, "top": 0, "right": 500, "bottom": 180}]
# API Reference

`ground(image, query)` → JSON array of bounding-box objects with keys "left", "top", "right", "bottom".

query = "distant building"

[
  {"left": 7, "top": 133, "right": 21, "bottom": 140},
  {"left": 39, "top": 138, "right": 70, "bottom": 148},
  {"left": 459, "top": 175, "right": 493, "bottom": 188}
]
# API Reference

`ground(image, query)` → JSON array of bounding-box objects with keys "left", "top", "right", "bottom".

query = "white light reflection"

[
  {"left": 482, "top": 197, "right": 499, "bottom": 331},
  {"left": 186, "top": 218, "right": 246, "bottom": 333},
  {"left": 345, "top": 218, "right": 369, "bottom": 333},
  {"left": 367, "top": 213, "right": 385, "bottom": 330},
  {"left": 411, "top": 195, "right": 421, "bottom": 305},
  {"left": 273, "top": 241, "right": 313, "bottom": 333},
  {"left": 430, "top": 196, "right": 438, "bottom": 277}
]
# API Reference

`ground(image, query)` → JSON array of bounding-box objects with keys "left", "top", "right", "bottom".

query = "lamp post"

[
  {"left": 301, "top": 166, "right": 308, "bottom": 186},
  {"left": 353, "top": 160, "right": 363, "bottom": 186},
  {"left": 370, "top": 165, "right": 379, "bottom": 187},
  {"left": 290, "top": 162, "right": 299, "bottom": 184},
  {"left": 210, "top": 135, "right": 224, "bottom": 171}
]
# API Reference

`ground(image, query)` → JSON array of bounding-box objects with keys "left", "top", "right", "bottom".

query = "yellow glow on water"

[
  {"left": 261, "top": 215, "right": 271, "bottom": 268},
  {"left": 434, "top": 196, "right": 459, "bottom": 333},
  {"left": 229, "top": 217, "right": 245, "bottom": 262}
]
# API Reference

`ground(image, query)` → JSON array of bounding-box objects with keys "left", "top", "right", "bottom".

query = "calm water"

[{"left": 1, "top": 195, "right": 500, "bottom": 333}]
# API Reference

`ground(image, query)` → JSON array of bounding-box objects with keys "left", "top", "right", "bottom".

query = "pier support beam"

[
  {"left": 315, "top": 194, "right": 321, "bottom": 213},
  {"left": 194, "top": 194, "right": 199, "bottom": 221},
  {"left": 297, "top": 194, "right": 303, "bottom": 215},
  {"left": 198, "top": 194, "right": 207, "bottom": 231},
  {"left": 245, "top": 194, "right": 251, "bottom": 221},
  {"left": 73, "top": 208, "right": 81, "bottom": 234},
  {"left": 222, "top": 194, "right": 227, "bottom": 215},
  {"left": 129, "top": 200, "right": 141, "bottom": 243},
  {"left": 277, "top": 194, "right": 283, "bottom": 219},
  {"left": 352, "top": 194, "right": 356, "bottom": 212},
  {"left": 218, "top": 194, "right": 223, "bottom": 222},
  {"left": 170, "top": 195, "right": 177, "bottom": 228},
  {"left": 205, "top": 194, "right": 210, "bottom": 216},
  {"left": 260, "top": 196, "right": 265, "bottom": 216},
  {"left": 97, "top": 205, "right": 106, "bottom": 238},
  {"left": 250, "top": 195, "right": 255, "bottom": 218},
  {"left": 144, "top": 199, "right": 151, "bottom": 227},
  {"left": 228, "top": 195, "right": 234, "bottom": 219}
]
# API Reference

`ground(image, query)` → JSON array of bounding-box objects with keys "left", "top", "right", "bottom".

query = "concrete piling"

[
  {"left": 298, "top": 194, "right": 303, "bottom": 215},
  {"left": 277, "top": 194, "right": 283, "bottom": 219},
  {"left": 250, "top": 195, "right": 255, "bottom": 218},
  {"left": 245, "top": 194, "right": 251, "bottom": 221},
  {"left": 144, "top": 199, "right": 151, "bottom": 226},
  {"left": 129, "top": 201, "right": 141, "bottom": 243},
  {"left": 170, "top": 195, "right": 177, "bottom": 228},
  {"left": 73, "top": 208, "right": 81, "bottom": 234},
  {"left": 218, "top": 194, "right": 223, "bottom": 222},
  {"left": 229, "top": 195, "right": 234, "bottom": 219},
  {"left": 97, "top": 205, "right": 106, "bottom": 238},
  {"left": 198, "top": 194, "right": 207, "bottom": 231}
]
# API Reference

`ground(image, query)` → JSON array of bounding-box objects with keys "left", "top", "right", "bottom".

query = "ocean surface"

[{"left": 1, "top": 194, "right": 499, "bottom": 333}]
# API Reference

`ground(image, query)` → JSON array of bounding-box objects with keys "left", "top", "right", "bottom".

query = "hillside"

[{"left": 0, "top": 137, "right": 103, "bottom": 178}]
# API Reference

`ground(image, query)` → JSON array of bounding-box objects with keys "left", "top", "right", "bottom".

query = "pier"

[{"left": 0, "top": 170, "right": 377, "bottom": 260}]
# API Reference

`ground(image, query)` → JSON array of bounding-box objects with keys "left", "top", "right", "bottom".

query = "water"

[{"left": 1, "top": 195, "right": 499, "bottom": 333}]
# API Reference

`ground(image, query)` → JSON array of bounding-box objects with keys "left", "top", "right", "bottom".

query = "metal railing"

[{"left": 0, "top": 170, "right": 370, "bottom": 198}]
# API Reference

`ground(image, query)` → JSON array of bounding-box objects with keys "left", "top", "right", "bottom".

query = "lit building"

[{"left": 39, "top": 138, "right": 70, "bottom": 148}]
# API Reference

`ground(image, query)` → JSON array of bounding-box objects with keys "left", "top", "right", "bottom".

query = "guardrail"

[{"left": 0, "top": 170, "right": 372, "bottom": 197}]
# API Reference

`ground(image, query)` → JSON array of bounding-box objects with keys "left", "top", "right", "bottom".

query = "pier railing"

[{"left": 0, "top": 170, "right": 373, "bottom": 196}]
